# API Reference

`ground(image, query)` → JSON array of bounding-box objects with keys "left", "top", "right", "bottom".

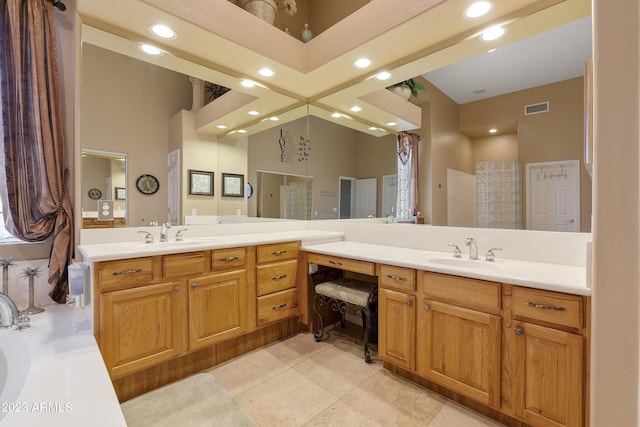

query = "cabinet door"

[
  {"left": 513, "top": 321, "right": 583, "bottom": 427},
  {"left": 378, "top": 288, "right": 415, "bottom": 371},
  {"left": 100, "top": 281, "right": 185, "bottom": 379},
  {"left": 418, "top": 299, "right": 501, "bottom": 407},
  {"left": 188, "top": 270, "right": 247, "bottom": 350}
]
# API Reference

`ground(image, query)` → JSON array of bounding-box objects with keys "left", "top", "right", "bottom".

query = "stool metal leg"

[
  {"left": 362, "top": 305, "right": 372, "bottom": 363},
  {"left": 313, "top": 293, "right": 325, "bottom": 342}
]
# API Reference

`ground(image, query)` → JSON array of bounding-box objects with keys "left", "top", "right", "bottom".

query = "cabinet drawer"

[
  {"left": 257, "top": 242, "right": 299, "bottom": 264},
  {"left": 257, "top": 288, "right": 298, "bottom": 325},
  {"left": 306, "top": 253, "right": 376, "bottom": 276},
  {"left": 513, "top": 287, "right": 582, "bottom": 329},
  {"left": 422, "top": 272, "right": 501, "bottom": 312},
  {"left": 163, "top": 252, "right": 207, "bottom": 279},
  {"left": 212, "top": 247, "right": 246, "bottom": 271},
  {"left": 257, "top": 260, "right": 298, "bottom": 296},
  {"left": 380, "top": 265, "right": 416, "bottom": 292},
  {"left": 97, "top": 257, "right": 153, "bottom": 289}
]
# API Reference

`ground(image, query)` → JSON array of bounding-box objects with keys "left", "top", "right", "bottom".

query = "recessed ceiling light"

[
  {"left": 269, "top": 116, "right": 280, "bottom": 121},
  {"left": 369, "top": 127, "right": 379, "bottom": 131},
  {"left": 350, "top": 106, "right": 362, "bottom": 112},
  {"left": 237, "top": 129, "right": 247, "bottom": 134},
  {"left": 386, "top": 122, "right": 397, "bottom": 126},
  {"left": 247, "top": 110, "right": 260, "bottom": 116},
  {"left": 258, "top": 67, "right": 274, "bottom": 77},
  {"left": 216, "top": 125, "right": 228, "bottom": 129},
  {"left": 139, "top": 44, "right": 163, "bottom": 56},
  {"left": 481, "top": 25, "right": 505, "bottom": 41},
  {"left": 150, "top": 24, "right": 176, "bottom": 39},
  {"left": 465, "top": 1, "right": 493, "bottom": 19},
  {"left": 489, "top": 128, "right": 497, "bottom": 133},
  {"left": 376, "top": 71, "right": 391, "bottom": 81},
  {"left": 354, "top": 58, "right": 372, "bottom": 69},
  {"left": 240, "top": 80, "right": 256, "bottom": 88},
  {"left": 331, "top": 112, "right": 342, "bottom": 118}
]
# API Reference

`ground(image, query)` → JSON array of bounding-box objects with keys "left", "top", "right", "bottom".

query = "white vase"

[
  {"left": 301, "top": 23, "right": 313, "bottom": 42},
  {"left": 241, "top": 0, "right": 277, "bottom": 25},
  {"left": 390, "top": 85, "right": 412, "bottom": 100}
]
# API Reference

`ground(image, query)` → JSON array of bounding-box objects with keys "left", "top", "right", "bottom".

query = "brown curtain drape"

[
  {"left": 397, "top": 131, "right": 420, "bottom": 216},
  {"left": 0, "top": 0, "right": 73, "bottom": 303}
]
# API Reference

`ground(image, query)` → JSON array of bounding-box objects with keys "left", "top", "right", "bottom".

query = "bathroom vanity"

[{"left": 77, "top": 224, "right": 590, "bottom": 427}]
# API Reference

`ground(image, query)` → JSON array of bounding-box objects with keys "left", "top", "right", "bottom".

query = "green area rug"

[{"left": 121, "top": 373, "right": 258, "bottom": 427}]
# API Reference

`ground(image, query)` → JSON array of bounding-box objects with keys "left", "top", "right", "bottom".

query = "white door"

[
  {"left": 382, "top": 175, "right": 397, "bottom": 217},
  {"left": 167, "top": 149, "right": 180, "bottom": 225},
  {"left": 526, "top": 160, "right": 580, "bottom": 231},
  {"left": 354, "top": 178, "right": 377, "bottom": 218}
]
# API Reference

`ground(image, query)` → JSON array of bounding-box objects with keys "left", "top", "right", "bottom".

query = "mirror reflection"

[
  {"left": 80, "top": 11, "right": 592, "bottom": 232},
  {"left": 81, "top": 149, "right": 127, "bottom": 228}
]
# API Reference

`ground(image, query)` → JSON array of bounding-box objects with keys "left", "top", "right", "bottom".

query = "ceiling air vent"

[{"left": 524, "top": 101, "right": 549, "bottom": 115}]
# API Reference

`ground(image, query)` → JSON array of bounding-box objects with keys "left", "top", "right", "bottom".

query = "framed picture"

[
  {"left": 115, "top": 187, "right": 126, "bottom": 200},
  {"left": 222, "top": 173, "right": 244, "bottom": 197},
  {"left": 189, "top": 170, "right": 214, "bottom": 196}
]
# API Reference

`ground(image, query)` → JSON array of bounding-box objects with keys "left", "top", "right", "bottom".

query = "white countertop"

[
  {"left": 78, "top": 230, "right": 344, "bottom": 262},
  {"left": 301, "top": 241, "right": 589, "bottom": 296},
  {"left": 0, "top": 303, "right": 126, "bottom": 427}
]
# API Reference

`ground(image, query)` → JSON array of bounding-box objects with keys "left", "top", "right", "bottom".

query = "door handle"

[{"left": 565, "top": 218, "right": 575, "bottom": 223}]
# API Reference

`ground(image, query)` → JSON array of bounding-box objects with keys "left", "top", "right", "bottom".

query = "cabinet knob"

[
  {"left": 173, "top": 286, "right": 180, "bottom": 293},
  {"left": 406, "top": 300, "right": 413, "bottom": 307},
  {"left": 423, "top": 304, "right": 430, "bottom": 311},
  {"left": 191, "top": 282, "right": 198, "bottom": 289},
  {"left": 514, "top": 326, "right": 524, "bottom": 336}
]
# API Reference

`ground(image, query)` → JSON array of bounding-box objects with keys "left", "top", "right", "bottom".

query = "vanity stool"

[{"left": 312, "top": 277, "right": 377, "bottom": 363}]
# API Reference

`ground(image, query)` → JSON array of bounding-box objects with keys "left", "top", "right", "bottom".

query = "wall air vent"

[{"left": 524, "top": 101, "right": 549, "bottom": 115}]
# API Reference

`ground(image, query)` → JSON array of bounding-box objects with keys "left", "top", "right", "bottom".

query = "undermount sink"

[
  {"left": 422, "top": 256, "right": 501, "bottom": 271},
  {"left": 0, "top": 333, "right": 31, "bottom": 422}
]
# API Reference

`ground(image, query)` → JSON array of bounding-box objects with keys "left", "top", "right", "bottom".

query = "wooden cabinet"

[
  {"left": 256, "top": 242, "right": 300, "bottom": 326},
  {"left": 188, "top": 269, "right": 247, "bottom": 350},
  {"left": 417, "top": 272, "right": 501, "bottom": 408},
  {"left": 99, "top": 280, "right": 185, "bottom": 379},
  {"left": 511, "top": 287, "right": 585, "bottom": 427},
  {"left": 378, "top": 265, "right": 416, "bottom": 371}
]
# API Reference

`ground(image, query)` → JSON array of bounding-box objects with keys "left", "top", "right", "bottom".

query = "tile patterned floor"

[{"left": 207, "top": 324, "right": 506, "bottom": 427}]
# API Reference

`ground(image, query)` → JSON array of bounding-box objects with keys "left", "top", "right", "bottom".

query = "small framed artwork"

[
  {"left": 189, "top": 170, "right": 214, "bottom": 196},
  {"left": 115, "top": 187, "right": 126, "bottom": 200},
  {"left": 222, "top": 173, "right": 244, "bottom": 197}
]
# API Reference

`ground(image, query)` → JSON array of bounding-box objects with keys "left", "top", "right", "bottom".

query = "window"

[
  {"left": 396, "top": 149, "right": 412, "bottom": 221},
  {"left": 0, "top": 198, "right": 18, "bottom": 242}
]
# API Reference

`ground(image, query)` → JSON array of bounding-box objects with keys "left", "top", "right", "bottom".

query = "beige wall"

[
  {"left": 591, "top": 0, "right": 640, "bottom": 424},
  {"left": 472, "top": 133, "right": 518, "bottom": 162},
  {"left": 248, "top": 115, "right": 395, "bottom": 219},
  {"left": 460, "top": 77, "right": 591, "bottom": 231},
  {"left": 419, "top": 79, "right": 474, "bottom": 226},
  {"left": 81, "top": 44, "right": 192, "bottom": 226}
]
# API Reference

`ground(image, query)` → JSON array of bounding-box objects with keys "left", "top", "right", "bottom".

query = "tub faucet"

[
  {"left": 160, "top": 222, "right": 171, "bottom": 242},
  {"left": 465, "top": 237, "right": 479, "bottom": 260},
  {"left": 0, "top": 292, "right": 29, "bottom": 329}
]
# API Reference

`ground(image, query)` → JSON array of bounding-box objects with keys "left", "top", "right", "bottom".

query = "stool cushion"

[{"left": 315, "top": 278, "right": 375, "bottom": 307}]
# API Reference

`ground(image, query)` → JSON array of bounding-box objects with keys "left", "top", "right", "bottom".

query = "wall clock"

[
  {"left": 88, "top": 188, "right": 102, "bottom": 200},
  {"left": 136, "top": 174, "right": 159, "bottom": 195}
]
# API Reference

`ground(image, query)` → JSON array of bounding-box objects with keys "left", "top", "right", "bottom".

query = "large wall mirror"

[{"left": 79, "top": 2, "right": 592, "bottom": 232}]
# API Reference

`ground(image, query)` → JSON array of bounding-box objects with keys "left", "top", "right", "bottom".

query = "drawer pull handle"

[
  {"left": 191, "top": 282, "right": 198, "bottom": 289},
  {"left": 111, "top": 268, "right": 142, "bottom": 277},
  {"left": 386, "top": 274, "right": 407, "bottom": 281},
  {"left": 173, "top": 286, "right": 180, "bottom": 293},
  {"left": 272, "top": 274, "right": 287, "bottom": 281},
  {"left": 515, "top": 326, "right": 524, "bottom": 336},
  {"left": 220, "top": 256, "right": 239, "bottom": 262},
  {"left": 272, "top": 250, "right": 287, "bottom": 256},
  {"left": 272, "top": 302, "right": 288, "bottom": 310},
  {"left": 328, "top": 260, "right": 343, "bottom": 266},
  {"left": 526, "top": 301, "right": 567, "bottom": 312}
]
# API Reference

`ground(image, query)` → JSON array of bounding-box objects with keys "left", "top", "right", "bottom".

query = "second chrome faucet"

[{"left": 465, "top": 237, "right": 479, "bottom": 260}]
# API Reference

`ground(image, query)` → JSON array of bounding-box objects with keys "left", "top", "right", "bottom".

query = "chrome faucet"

[
  {"left": 0, "top": 292, "right": 29, "bottom": 329},
  {"left": 465, "top": 237, "right": 479, "bottom": 260},
  {"left": 160, "top": 222, "right": 171, "bottom": 242}
]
